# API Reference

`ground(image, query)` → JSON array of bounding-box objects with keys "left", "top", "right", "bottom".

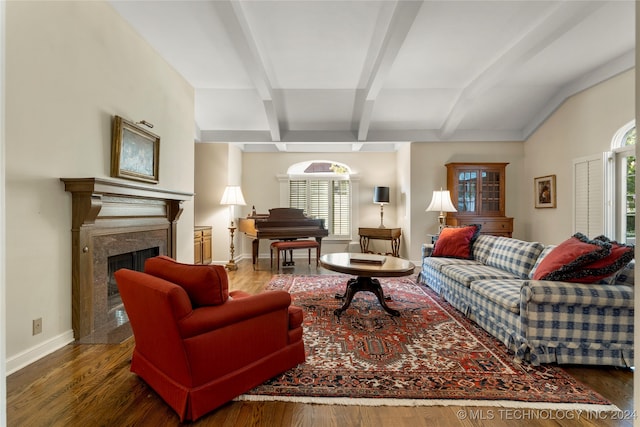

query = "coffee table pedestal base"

[{"left": 334, "top": 277, "right": 400, "bottom": 317}]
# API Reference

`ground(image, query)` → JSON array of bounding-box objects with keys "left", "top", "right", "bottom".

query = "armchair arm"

[
  {"left": 178, "top": 290, "right": 292, "bottom": 338},
  {"left": 522, "top": 280, "right": 634, "bottom": 309}
]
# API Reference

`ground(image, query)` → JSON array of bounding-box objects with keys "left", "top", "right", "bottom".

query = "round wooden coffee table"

[{"left": 320, "top": 252, "right": 415, "bottom": 317}]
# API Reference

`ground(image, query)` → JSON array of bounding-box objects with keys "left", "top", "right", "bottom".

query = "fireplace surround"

[{"left": 61, "top": 177, "right": 192, "bottom": 340}]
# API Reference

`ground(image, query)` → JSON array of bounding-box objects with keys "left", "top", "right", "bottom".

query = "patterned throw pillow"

[
  {"left": 532, "top": 233, "right": 634, "bottom": 283},
  {"left": 572, "top": 235, "right": 635, "bottom": 283},
  {"left": 532, "top": 233, "right": 611, "bottom": 281},
  {"left": 431, "top": 225, "right": 481, "bottom": 259}
]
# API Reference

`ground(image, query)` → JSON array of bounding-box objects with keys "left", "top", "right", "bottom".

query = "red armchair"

[{"left": 114, "top": 256, "right": 305, "bottom": 422}]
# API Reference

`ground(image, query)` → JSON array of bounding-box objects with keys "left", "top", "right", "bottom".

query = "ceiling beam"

[
  {"left": 439, "top": 1, "right": 605, "bottom": 140},
  {"left": 212, "top": 1, "right": 281, "bottom": 141},
  {"left": 354, "top": 1, "right": 423, "bottom": 141}
]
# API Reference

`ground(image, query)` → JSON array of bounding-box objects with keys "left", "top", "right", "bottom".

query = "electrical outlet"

[{"left": 32, "top": 318, "right": 42, "bottom": 335}]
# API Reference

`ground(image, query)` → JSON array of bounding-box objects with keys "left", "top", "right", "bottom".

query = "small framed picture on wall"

[{"left": 534, "top": 175, "right": 556, "bottom": 208}]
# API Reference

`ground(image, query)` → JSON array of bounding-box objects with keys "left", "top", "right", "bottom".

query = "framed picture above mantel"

[
  {"left": 534, "top": 175, "right": 556, "bottom": 208},
  {"left": 111, "top": 115, "right": 160, "bottom": 184}
]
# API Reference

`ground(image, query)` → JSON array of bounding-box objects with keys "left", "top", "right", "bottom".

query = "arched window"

[
  {"left": 610, "top": 121, "right": 636, "bottom": 243},
  {"left": 283, "top": 161, "right": 353, "bottom": 239}
]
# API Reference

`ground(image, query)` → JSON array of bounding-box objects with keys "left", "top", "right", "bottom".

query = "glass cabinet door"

[
  {"left": 481, "top": 170, "right": 501, "bottom": 214},
  {"left": 456, "top": 171, "right": 478, "bottom": 213}
]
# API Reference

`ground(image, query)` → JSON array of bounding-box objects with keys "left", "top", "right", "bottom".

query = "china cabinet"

[{"left": 445, "top": 162, "right": 513, "bottom": 237}]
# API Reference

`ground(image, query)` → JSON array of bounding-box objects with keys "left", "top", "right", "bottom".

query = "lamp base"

[
  {"left": 438, "top": 212, "right": 447, "bottom": 232},
  {"left": 378, "top": 204, "right": 386, "bottom": 228},
  {"left": 226, "top": 226, "right": 237, "bottom": 271},
  {"left": 225, "top": 259, "right": 238, "bottom": 271}
]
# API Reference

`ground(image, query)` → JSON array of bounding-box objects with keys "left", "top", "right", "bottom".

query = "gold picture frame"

[
  {"left": 111, "top": 115, "right": 159, "bottom": 184},
  {"left": 534, "top": 175, "right": 556, "bottom": 208}
]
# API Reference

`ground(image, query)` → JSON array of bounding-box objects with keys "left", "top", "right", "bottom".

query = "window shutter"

[
  {"left": 332, "top": 180, "right": 350, "bottom": 236},
  {"left": 309, "top": 180, "right": 329, "bottom": 225},
  {"left": 574, "top": 156, "right": 603, "bottom": 237},
  {"left": 288, "top": 178, "right": 351, "bottom": 238},
  {"left": 289, "top": 180, "right": 307, "bottom": 213}
]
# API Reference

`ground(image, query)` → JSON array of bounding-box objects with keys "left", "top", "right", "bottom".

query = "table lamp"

[
  {"left": 220, "top": 185, "right": 246, "bottom": 271},
  {"left": 426, "top": 188, "right": 457, "bottom": 232},
  {"left": 373, "top": 186, "right": 390, "bottom": 228}
]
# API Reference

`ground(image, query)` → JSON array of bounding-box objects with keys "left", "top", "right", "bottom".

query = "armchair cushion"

[
  {"left": 145, "top": 256, "right": 229, "bottom": 307},
  {"left": 177, "top": 290, "right": 293, "bottom": 338}
]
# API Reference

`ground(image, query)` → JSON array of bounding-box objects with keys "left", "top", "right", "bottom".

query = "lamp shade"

[
  {"left": 373, "top": 186, "right": 390, "bottom": 204},
  {"left": 220, "top": 185, "right": 246, "bottom": 206},
  {"left": 426, "top": 190, "right": 457, "bottom": 213}
]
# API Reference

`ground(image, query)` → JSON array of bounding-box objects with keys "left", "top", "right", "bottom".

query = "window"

[
  {"left": 611, "top": 122, "right": 636, "bottom": 244},
  {"left": 575, "top": 121, "right": 636, "bottom": 243},
  {"left": 285, "top": 161, "right": 353, "bottom": 239}
]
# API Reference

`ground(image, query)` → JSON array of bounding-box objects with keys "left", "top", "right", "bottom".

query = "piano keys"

[{"left": 238, "top": 208, "right": 328, "bottom": 267}]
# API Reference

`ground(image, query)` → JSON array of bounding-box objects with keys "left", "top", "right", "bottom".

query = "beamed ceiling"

[{"left": 110, "top": 0, "right": 635, "bottom": 152}]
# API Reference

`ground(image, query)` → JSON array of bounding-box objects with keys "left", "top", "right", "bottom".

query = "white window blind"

[
  {"left": 574, "top": 155, "right": 604, "bottom": 237},
  {"left": 289, "top": 178, "right": 351, "bottom": 238}
]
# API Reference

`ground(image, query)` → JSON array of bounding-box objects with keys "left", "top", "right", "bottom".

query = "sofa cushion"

[
  {"left": 432, "top": 225, "right": 481, "bottom": 259},
  {"left": 613, "top": 260, "right": 635, "bottom": 287},
  {"left": 144, "top": 256, "right": 229, "bottom": 307},
  {"left": 470, "top": 279, "right": 523, "bottom": 314},
  {"left": 472, "top": 234, "right": 499, "bottom": 264},
  {"left": 423, "top": 257, "right": 481, "bottom": 272},
  {"left": 532, "top": 233, "right": 611, "bottom": 281},
  {"left": 440, "top": 264, "right": 519, "bottom": 288},
  {"left": 486, "top": 237, "right": 544, "bottom": 279},
  {"left": 528, "top": 245, "right": 556, "bottom": 279}
]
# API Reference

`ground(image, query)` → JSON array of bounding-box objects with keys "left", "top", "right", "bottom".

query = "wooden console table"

[{"left": 358, "top": 227, "right": 402, "bottom": 257}]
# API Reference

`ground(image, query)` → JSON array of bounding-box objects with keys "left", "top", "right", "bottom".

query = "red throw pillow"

[
  {"left": 144, "top": 256, "right": 229, "bottom": 307},
  {"left": 431, "top": 225, "right": 480, "bottom": 259},
  {"left": 532, "top": 233, "right": 611, "bottom": 281},
  {"left": 562, "top": 236, "right": 634, "bottom": 283}
]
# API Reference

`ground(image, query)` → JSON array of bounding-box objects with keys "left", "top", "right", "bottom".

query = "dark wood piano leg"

[{"left": 252, "top": 239, "right": 259, "bottom": 270}]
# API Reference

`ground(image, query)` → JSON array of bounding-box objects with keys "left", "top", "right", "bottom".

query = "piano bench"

[{"left": 270, "top": 240, "right": 320, "bottom": 269}]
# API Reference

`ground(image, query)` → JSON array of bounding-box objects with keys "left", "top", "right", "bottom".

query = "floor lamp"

[
  {"left": 426, "top": 189, "right": 457, "bottom": 232},
  {"left": 220, "top": 185, "right": 246, "bottom": 271}
]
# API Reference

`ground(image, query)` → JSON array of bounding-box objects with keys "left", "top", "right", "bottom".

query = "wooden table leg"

[{"left": 334, "top": 277, "right": 400, "bottom": 317}]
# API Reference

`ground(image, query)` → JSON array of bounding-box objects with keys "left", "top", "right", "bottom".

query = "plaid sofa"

[{"left": 418, "top": 235, "right": 634, "bottom": 367}]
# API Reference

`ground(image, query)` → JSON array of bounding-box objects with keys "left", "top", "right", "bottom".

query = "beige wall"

[
  {"left": 525, "top": 69, "right": 635, "bottom": 245},
  {"left": 194, "top": 143, "right": 232, "bottom": 263},
  {"left": 5, "top": 1, "right": 195, "bottom": 371},
  {"left": 397, "top": 143, "right": 412, "bottom": 258}
]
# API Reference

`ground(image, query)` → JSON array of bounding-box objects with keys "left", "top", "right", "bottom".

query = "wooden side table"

[{"left": 358, "top": 227, "right": 402, "bottom": 257}]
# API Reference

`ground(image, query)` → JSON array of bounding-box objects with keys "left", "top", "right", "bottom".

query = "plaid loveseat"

[{"left": 418, "top": 234, "right": 634, "bottom": 367}]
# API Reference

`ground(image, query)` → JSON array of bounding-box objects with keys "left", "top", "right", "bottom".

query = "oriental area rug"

[{"left": 237, "top": 275, "right": 617, "bottom": 411}]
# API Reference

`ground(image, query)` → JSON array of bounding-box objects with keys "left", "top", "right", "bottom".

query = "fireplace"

[
  {"left": 107, "top": 247, "right": 160, "bottom": 311},
  {"left": 61, "top": 178, "right": 192, "bottom": 340}
]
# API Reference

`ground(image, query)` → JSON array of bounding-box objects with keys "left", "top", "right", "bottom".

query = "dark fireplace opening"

[{"left": 107, "top": 247, "right": 160, "bottom": 312}]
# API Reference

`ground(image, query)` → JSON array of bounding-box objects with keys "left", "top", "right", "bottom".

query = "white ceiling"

[{"left": 110, "top": 0, "right": 635, "bottom": 152}]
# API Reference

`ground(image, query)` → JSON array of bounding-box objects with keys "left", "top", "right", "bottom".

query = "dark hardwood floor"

[{"left": 7, "top": 259, "right": 634, "bottom": 426}]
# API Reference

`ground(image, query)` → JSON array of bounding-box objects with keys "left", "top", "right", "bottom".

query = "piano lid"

[{"left": 265, "top": 208, "right": 308, "bottom": 220}]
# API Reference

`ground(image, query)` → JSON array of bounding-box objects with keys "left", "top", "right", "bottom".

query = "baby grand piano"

[{"left": 238, "top": 208, "right": 328, "bottom": 267}]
